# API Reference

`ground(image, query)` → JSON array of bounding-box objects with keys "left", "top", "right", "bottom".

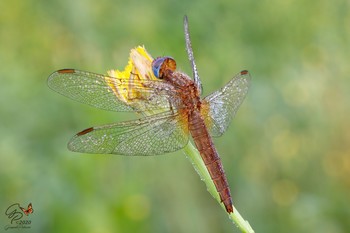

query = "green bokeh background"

[{"left": 1, "top": 0, "right": 349, "bottom": 232}]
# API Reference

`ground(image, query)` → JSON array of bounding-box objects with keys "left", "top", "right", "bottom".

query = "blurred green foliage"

[{"left": 1, "top": 0, "right": 350, "bottom": 232}]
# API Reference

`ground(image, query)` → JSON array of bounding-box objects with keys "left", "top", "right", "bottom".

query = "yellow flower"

[{"left": 106, "top": 46, "right": 158, "bottom": 112}]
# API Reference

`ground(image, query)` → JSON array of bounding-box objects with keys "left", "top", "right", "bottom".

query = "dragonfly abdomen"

[{"left": 189, "top": 111, "right": 233, "bottom": 213}]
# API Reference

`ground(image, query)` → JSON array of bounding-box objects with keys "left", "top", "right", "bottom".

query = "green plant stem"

[{"left": 183, "top": 142, "right": 255, "bottom": 233}]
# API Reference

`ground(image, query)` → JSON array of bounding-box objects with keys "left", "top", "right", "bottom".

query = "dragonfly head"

[{"left": 152, "top": 56, "right": 176, "bottom": 79}]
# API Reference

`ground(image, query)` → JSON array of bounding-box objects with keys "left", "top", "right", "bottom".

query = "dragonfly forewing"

[{"left": 48, "top": 69, "right": 181, "bottom": 112}]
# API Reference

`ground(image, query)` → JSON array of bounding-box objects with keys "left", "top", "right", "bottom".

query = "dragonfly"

[{"left": 48, "top": 16, "right": 250, "bottom": 213}]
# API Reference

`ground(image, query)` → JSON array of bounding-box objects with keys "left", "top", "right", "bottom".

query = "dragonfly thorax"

[
  {"left": 164, "top": 71, "right": 202, "bottom": 113},
  {"left": 152, "top": 56, "right": 202, "bottom": 112}
]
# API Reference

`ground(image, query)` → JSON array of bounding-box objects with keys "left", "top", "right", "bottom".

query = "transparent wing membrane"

[
  {"left": 68, "top": 110, "right": 189, "bottom": 156},
  {"left": 184, "top": 15, "right": 202, "bottom": 94},
  {"left": 203, "top": 70, "right": 250, "bottom": 137},
  {"left": 48, "top": 69, "right": 180, "bottom": 112}
]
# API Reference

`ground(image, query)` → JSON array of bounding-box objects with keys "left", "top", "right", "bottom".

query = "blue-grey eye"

[{"left": 152, "top": 56, "right": 176, "bottom": 79}]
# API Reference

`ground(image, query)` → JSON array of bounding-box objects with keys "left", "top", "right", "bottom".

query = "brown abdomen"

[{"left": 189, "top": 111, "right": 233, "bottom": 213}]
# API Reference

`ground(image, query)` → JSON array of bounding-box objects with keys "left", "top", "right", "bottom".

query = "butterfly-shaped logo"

[{"left": 20, "top": 203, "right": 33, "bottom": 216}]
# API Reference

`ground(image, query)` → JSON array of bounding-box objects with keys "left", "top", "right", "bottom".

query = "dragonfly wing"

[
  {"left": 68, "top": 111, "right": 189, "bottom": 155},
  {"left": 48, "top": 69, "right": 178, "bottom": 112},
  {"left": 202, "top": 70, "right": 250, "bottom": 137}
]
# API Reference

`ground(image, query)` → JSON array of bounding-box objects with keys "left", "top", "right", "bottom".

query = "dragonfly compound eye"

[{"left": 152, "top": 56, "right": 176, "bottom": 79}]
